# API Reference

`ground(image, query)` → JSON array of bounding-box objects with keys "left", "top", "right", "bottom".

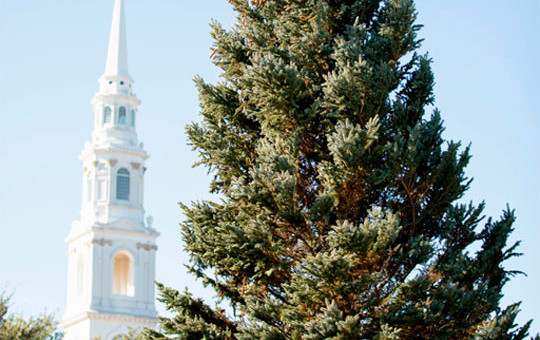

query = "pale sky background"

[{"left": 0, "top": 0, "right": 538, "bottom": 335}]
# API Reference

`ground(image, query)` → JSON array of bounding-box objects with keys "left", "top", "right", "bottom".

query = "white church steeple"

[{"left": 62, "top": 1, "right": 158, "bottom": 339}]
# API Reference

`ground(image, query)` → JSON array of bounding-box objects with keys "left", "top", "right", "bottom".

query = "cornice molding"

[
  {"left": 61, "top": 311, "right": 157, "bottom": 329},
  {"left": 92, "top": 222, "right": 160, "bottom": 238},
  {"left": 91, "top": 92, "right": 141, "bottom": 106},
  {"left": 80, "top": 146, "right": 148, "bottom": 161},
  {"left": 88, "top": 311, "right": 157, "bottom": 323},
  {"left": 65, "top": 223, "right": 94, "bottom": 244}
]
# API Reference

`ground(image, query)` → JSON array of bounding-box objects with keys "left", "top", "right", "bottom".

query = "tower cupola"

[{"left": 90, "top": 0, "right": 141, "bottom": 148}]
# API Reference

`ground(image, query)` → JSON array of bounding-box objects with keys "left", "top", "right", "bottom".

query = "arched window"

[
  {"left": 116, "top": 168, "right": 130, "bottom": 200},
  {"left": 130, "top": 110, "right": 135, "bottom": 127},
  {"left": 103, "top": 107, "right": 112, "bottom": 124},
  {"left": 113, "top": 251, "right": 134, "bottom": 296},
  {"left": 118, "top": 107, "right": 126, "bottom": 124},
  {"left": 76, "top": 256, "right": 84, "bottom": 296}
]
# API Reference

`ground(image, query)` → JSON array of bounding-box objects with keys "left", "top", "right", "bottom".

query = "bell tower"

[{"left": 61, "top": 1, "right": 159, "bottom": 339}]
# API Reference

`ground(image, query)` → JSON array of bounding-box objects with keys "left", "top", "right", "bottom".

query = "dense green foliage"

[
  {"left": 0, "top": 294, "right": 62, "bottom": 340},
  {"left": 113, "top": 328, "right": 146, "bottom": 340},
  {"left": 147, "top": 0, "right": 535, "bottom": 338}
]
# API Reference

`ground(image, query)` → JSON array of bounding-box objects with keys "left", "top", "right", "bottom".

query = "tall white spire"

[
  {"left": 62, "top": 1, "right": 158, "bottom": 338},
  {"left": 105, "top": 0, "right": 129, "bottom": 77}
]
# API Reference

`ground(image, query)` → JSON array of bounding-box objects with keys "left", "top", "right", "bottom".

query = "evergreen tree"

[
  {"left": 0, "top": 293, "right": 62, "bottom": 340},
  {"left": 147, "top": 0, "right": 536, "bottom": 338}
]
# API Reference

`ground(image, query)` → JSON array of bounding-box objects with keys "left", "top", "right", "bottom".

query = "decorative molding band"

[
  {"left": 92, "top": 238, "right": 113, "bottom": 246},
  {"left": 80, "top": 146, "right": 149, "bottom": 161},
  {"left": 91, "top": 93, "right": 142, "bottom": 106},
  {"left": 88, "top": 311, "right": 157, "bottom": 324},
  {"left": 61, "top": 311, "right": 157, "bottom": 329},
  {"left": 136, "top": 243, "right": 157, "bottom": 251}
]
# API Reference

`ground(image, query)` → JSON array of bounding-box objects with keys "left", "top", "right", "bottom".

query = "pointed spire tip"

[{"left": 104, "top": 0, "right": 129, "bottom": 77}]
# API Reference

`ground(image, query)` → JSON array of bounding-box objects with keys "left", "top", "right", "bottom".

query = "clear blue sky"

[{"left": 0, "top": 0, "right": 538, "bottom": 335}]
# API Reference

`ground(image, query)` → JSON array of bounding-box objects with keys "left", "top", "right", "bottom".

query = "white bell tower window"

[
  {"left": 118, "top": 107, "right": 127, "bottom": 124},
  {"left": 113, "top": 251, "right": 134, "bottom": 296},
  {"left": 103, "top": 107, "right": 112, "bottom": 124},
  {"left": 116, "top": 168, "right": 130, "bottom": 200}
]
